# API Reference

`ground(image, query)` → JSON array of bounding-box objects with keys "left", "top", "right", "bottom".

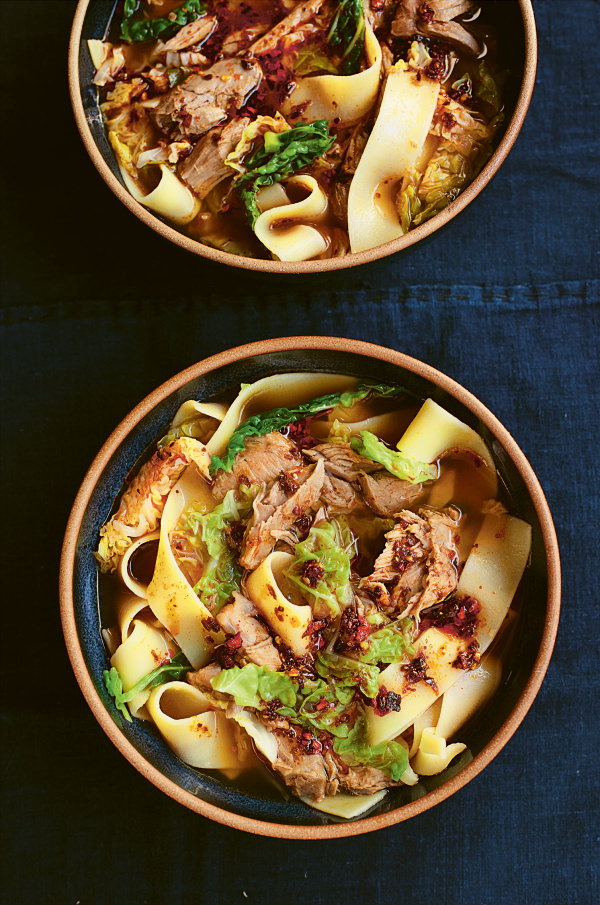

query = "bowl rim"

[
  {"left": 60, "top": 336, "right": 561, "bottom": 838},
  {"left": 68, "top": 0, "right": 537, "bottom": 274}
]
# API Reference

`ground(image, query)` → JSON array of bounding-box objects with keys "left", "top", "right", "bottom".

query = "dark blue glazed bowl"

[{"left": 60, "top": 338, "right": 560, "bottom": 837}]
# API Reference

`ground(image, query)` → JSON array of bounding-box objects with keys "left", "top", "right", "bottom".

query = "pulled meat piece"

[
  {"left": 216, "top": 592, "right": 282, "bottom": 670},
  {"left": 360, "top": 508, "right": 458, "bottom": 618},
  {"left": 270, "top": 731, "right": 339, "bottom": 801},
  {"left": 221, "top": 25, "right": 269, "bottom": 55},
  {"left": 179, "top": 117, "right": 249, "bottom": 198},
  {"left": 340, "top": 765, "right": 394, "bottom": 794},
  {"left": 358, "top": 470, "right": 423, "bottom": 517},
  {"left": 248, "top": 0, "right": 327, "bottom": 55},
  {"left": 304, "top": 442, "right": 380, "bottom": 484},
  {"left": 96, "top": 437, "right": 210, "bottom": 572},
  {"left": 160, "top": 16, "right": 216, "bottom": 52},
  {"left": 240, "top": 460, "right": 326, "bottom": 569},
  {"left": 320, "top": 472, "right": 357, "bottom": 514},
  {"left": 151, "top": 58, "right": 262, "bottom": 139},
  {"left": 212, "top": 432, "right": 302, "bottom": 501},
  {"left": 391, "top": 0, "right": 481, "bottom": 54},
  {"left": 426, "top": 1, "right": 473, "bottom": 22},
  {"left": 187, "top": 661, "right": 222, "bottom": 692}
]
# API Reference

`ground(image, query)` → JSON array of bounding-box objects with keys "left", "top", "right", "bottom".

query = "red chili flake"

[
  {"left": 202, "top": 616, "right": 221, "bottom": 634},
  {"left": 402, "top": 655, "right": 438, "bottom": 693},
  {"left": 440, "top": 111, "right": 456, "bottom": 130},
  {"left": 294, "top": 513, "right": 312, "bottom": 537},
  {"left": 370, "top": 686, "right": 402, "bottom": 716},
  {"left": 289, "top": 100, "right": 310, "bottom": 120},
  {"left": 424, "top": 56, "right": 447, "bottom": 81},
  {"left": 226, "top": 632, "right": 243, "bottom": 650},
  {"left": 301, "top": 560, "right": 325, "bottom": 589},
  {"left": 303, "top": 617, "right": 328, "bottom": 651},
  {"left": 391, "top": 534, "right": 422, "bottom": 573},
  {"left": 225, "top": 519, "right": 246, "bottom": 550},
  {"left": 419, "top": 595, "right": 481, "bottom": 639},
  {"left": 279, "top": 471, "right": 299, "bottom": 496},
  {"left": 315, "top": 697, "right": 330, "bottom": 712},
  {"left": 239, "top": 474, "right": 251, "bottom": 486},
  {"left": 452, "top": 640, "right": 480, "bottom": 670},
  {"left": 280, "top": 417, "right": 319, "bottom": 451},
  {"left": 419, "top": 2, "right": 435, "bottom": 24},
  {"left": 334, "top": 605, "right": 372, "bottom": 653}
]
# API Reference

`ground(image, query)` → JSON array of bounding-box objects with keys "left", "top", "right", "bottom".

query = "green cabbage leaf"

[
  {"left": 284, "top": 518, "right": 355, "bottom": 617},
  {"left": 179, "top": 487, "right": 256, "bottom": 610},
  {"left": 327, "top": 0, "right": 366, "bottom": 76},
  {"left": 333, "top": 709, "right": 409, "bottom": 781},
  {"left": 121, "top": 0, "right": 206, "bottom": 43},
  {"left": 355, "top": 617, "right": 416, "bottom": 665},
  {"left": 350, "top": 430, "right": 437, "bottom": 484},
  {"left": 233, "top": 120, "right": 335, "bottom": 228},
  {"left": 211, "top": 663, "right": 297, "bottom": 709}
]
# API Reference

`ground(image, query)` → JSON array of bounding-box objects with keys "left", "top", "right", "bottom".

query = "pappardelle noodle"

[
  {"left": 97, "top": 373, "right": 530, "bottom": 818},
  {"left": 90, "top": 1, "right": 505, "bottom": 261}
]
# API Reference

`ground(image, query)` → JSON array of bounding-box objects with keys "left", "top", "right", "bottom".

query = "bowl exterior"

[
  {"left": 68, "top": 1, "right": 538, "bottom": 273},
  {"left": 60, "top": 337, "right": 560, "bottom": 838}
]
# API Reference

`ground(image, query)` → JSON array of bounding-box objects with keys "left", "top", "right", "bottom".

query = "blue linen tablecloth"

[{"left": 0, "top": 2, "right": 598, "bottom": 903}]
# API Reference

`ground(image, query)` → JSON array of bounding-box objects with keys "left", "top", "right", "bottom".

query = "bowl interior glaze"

[
  {"left": 61, "top": 340, "right": 560, "bottom": 838},
  {"left": 69, "top": 0, "right": 537, "bottom": 273}
]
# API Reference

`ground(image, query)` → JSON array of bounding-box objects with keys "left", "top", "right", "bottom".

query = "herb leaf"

[
  {"left": 121, "top": 0, "right": 206, "bottom": 44},
  {"left": 327, "top": 0, "right": 366, "bottom": 76},
  {"left": 103, "top": 652, "right": 191, "bottom": 721},
  {"left": 209, "top": 382, "right": 405, "bottom": 475},
  {"left": 235, "top": 120, "right": 335, "bottom": 228}
]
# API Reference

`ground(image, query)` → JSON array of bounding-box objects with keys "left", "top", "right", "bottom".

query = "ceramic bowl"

[
  {"left": 60, "top": 337, "right": 560, "bottom": 838},
  {"left": 68, "top": 1, "right": 537, "bottom": 274}
]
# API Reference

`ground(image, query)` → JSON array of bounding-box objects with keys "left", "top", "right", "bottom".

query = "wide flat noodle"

[
  {"left": 146, "top": 477, "right": 224, "bottom": 668},
  {"left": 147, "top": 681, "right": 241, "bottom": 769},
  {"left": 169, "top": 400, "right": 228, "bottom": 444},
  {"left": 348, "top": 67, "right": 440, "bottom": 252},
  {"left": 435, "top": 655, "right": 502, "bottom": 740},
  {"left": 206, "top": 373, "right": 358, "bottom": 458},
  {"left": 301, "top": 789, "right": 387, "bottom": 818},
  {"left": 119, "top": 530, "right": 160, "bottom": 598},
  {"left": 398, "top": 398, "right": 496, "bottom": 475},
  {"left": 367, "top": 510, "right": 531, "bottom": 745},
  {"left": 246, "top": 551, "right": 312, "bottom": 656},
  {"left": 281, "top": 20, "right": 382, "bottom": 125},
  {"left": 110, "top": 618, "right": 171, "bottom": 718},
  {"left": 254, "top": 176, "right": 328, "bottom": 262},
  {"left": 119, "top": 162, "right": 200, "bottom": 224}
]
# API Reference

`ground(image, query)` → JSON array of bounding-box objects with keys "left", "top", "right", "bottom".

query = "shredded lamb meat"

[{"left": 360, "top": 508, "right": 458, "bottom": 618}]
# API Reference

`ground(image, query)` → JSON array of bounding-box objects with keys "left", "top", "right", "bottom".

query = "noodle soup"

[
  {"left": 88, "top": 1, "right": 507, "bottom": 262},
  {"left": 97, "top": 372, "right": 530, "bottom": 818}
]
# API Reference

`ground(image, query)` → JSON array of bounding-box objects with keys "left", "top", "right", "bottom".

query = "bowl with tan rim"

[
  {"left": 60, "top": 337, "right": 560, "bottom": 838},
  {"left": 68, "top": 0, "right": 537, "bottom": 273}
]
